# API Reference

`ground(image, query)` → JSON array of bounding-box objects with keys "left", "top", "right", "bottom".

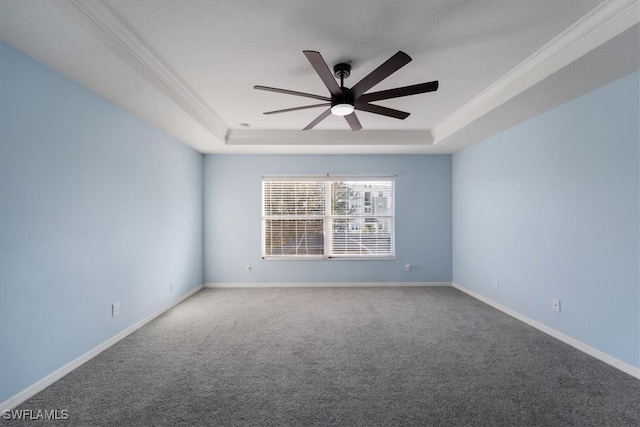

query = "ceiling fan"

[{"left": 254, "top": 50, "right": 439, "bottom": 131}]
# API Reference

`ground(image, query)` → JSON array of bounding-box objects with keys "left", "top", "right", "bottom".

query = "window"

[{"left": 262, "top": 177, "right": 395, "bottom": 259}]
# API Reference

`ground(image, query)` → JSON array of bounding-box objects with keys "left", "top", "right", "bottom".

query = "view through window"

[{"left": 262, "top": 177, "right": 395, "bottom": 259}]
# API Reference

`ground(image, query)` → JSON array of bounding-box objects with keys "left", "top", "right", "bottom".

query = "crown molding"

[
  {"left": 54, "top": 0, "right": 228, "bottom": 143},
  {"left": 432, "top": 0, "right": 640, "bottom": 145},
  {"left": 52, "top": 1, "right": 638, "bottom": 150},
  {"left": 226, "top": 130, "right": 433, "bottom": 146}
]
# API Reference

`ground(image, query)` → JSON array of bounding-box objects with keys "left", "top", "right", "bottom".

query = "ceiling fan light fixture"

[{"left": 331, "top": 103, "right": 354, "bottom": 116}]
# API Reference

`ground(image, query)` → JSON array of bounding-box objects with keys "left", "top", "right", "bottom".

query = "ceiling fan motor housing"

[{"left": 331, "top": 89, "right": 355, "bottom": 107}]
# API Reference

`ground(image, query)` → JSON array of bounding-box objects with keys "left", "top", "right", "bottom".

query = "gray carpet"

[{"left": 3, "top": 287, "right": 639, "bottom": 426}]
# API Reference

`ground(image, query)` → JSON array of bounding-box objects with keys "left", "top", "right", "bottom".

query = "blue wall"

[
  {"left": 0, "top": 42, "right": 204, "bottom": 402},
  {"left": 204, "top": 155, "right": 452, "bottom": 283},
  {"left": 452, "top": 71, "right": 639, "bottom": 368},
  {"left": 2, "top": 34, "right": 637, "bottom": 405}
]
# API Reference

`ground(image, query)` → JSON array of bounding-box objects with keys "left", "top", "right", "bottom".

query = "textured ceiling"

[{"left": 0, "top": 0, "right": 638, "bottom": 154}]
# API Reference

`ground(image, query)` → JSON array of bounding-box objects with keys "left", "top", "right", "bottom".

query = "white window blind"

[{"left": 262, "top": 177, "right": 395, "bottom": 259}]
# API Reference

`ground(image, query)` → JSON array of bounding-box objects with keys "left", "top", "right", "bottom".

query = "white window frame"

[{"left": 262, "top": 175, "right": 395, "bottom": 260}]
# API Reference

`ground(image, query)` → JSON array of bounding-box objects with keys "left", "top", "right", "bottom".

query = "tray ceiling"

[{"left": 0, "top": 0, "right": 638, "bottom": 154}]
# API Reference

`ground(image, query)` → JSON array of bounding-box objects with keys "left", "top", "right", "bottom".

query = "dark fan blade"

[
  {"left": 264, "top": 103, "right": 331, "bottom": 115},
  {"left": 355, "top": 103, "right": 410, "bottom": 120},
  {"left": 303, "top": 108, "right": 332, "bottom": 130},
  {"left": 358, "top": 81, "right": 439, "bottom": 103},
  {"left": 254, "top": 85, "right": 330, "bottom": 102},
  {"left": 351, "top": 51, "right": 412, "bottom": 99},
  {"left": 303, "top": 51, "right": 342, "bottom": 97},
  {"left": 344, "top": 112, "right": 362, "bottom": 131}
]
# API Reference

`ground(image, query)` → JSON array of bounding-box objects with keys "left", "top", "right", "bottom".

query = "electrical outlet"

[
  {"left": 405, "top": 264, "right": 411, "bottom": 272},
  {"left": 245, "top": 265, "right": 252, "bottom": 272},
  {"left": 112, "top": 302, "right": 120, "bottom": 317},
  {"left": 552, "top": 298, "right": 561, "bottom": 313},
  {"left": 169, "top": 282, "right": 174, "bottom": 293},
  {"left": 492, "top": 280, "right": 499, "bottom": 289}
]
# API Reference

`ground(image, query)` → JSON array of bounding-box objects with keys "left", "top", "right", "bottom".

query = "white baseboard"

[
  {"left": 451, "top": 282, "right": 640, "bottom": 379},
  {"left": 204, "top": 282, "right": 452, "bottom": 288},
  {"left": 0, "top": 285, "right": 203, "bottom": 412}
]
